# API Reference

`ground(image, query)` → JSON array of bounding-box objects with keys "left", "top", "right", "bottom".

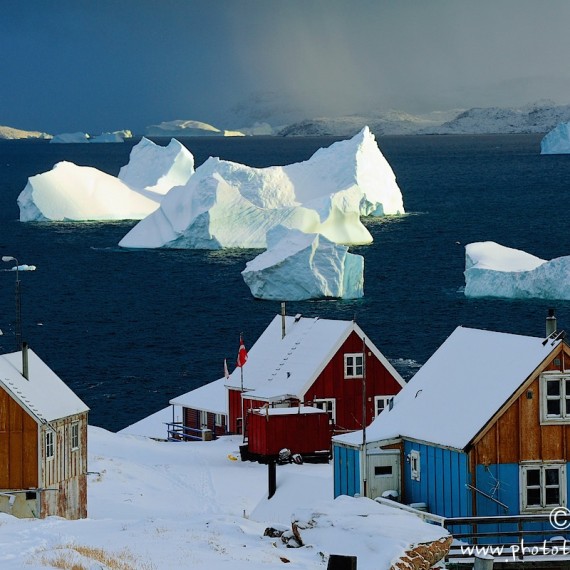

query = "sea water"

[{"left": 0, "top": 134, "right": 569, "bottom": 431}]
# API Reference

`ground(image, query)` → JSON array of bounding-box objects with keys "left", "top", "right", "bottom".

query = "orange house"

[{"left": 0, "top": 344, "right": 89, "bottom": 519}]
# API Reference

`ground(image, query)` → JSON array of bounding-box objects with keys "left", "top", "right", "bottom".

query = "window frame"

[
  {"left": 344, "top": 353, "right": 364, "bottom": 379},
  {"left": 313, "top": 398, "right": 336, "bottom": 425},
  {"left": 45, "top": 430, "right": 55, "bottom": 460},
  {"left": 374, "top": 395, "right": 392, "bottom": 417},
  {"left": 540, "top": 373, "right": 570, "bottom": 424},
  {"left": 520, "top": 462, "right": 566, "bottom": 512},
  {"left": 71, "top": 422, "right": 79, "bottom": 451},
  {"left": 199, "top": 410, "right": 208, "bottom": 428},
  {"left": 410, "top": 449, "right": 421, "bottom": 481},
  {"left": 214, "top": 413, "right": 224, "bottom": 427}
]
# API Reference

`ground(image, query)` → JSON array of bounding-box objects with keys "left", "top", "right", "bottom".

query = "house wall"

[
  {"left": 40, "top": 413, "right": 88, "bottom": 519},
  {"left": 474, "top": 347, "right": 570, "bottom": 466},
  {"left": 403, "top": 441, "right": 472, "bottom": 518},
  {"left": 183, "top": 407, "right": 227, "bottom": 437},
  {"left": 0, "top": 387, "right": 38, "bottom": 490},
  {"left": 333, "top": 444, "right": 361, "bottom": 498},
  {"left": 304, "top": 331, "right": 403, "bottom": 433}
]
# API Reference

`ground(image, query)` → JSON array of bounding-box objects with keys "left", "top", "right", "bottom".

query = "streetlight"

[{"left": 2, "top": 256, "right": 22, "bottom": 350}]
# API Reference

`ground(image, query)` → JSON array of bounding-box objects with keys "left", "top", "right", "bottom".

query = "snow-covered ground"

[{"left": 0, "top": 424, "right": 447, "bottom": 569}]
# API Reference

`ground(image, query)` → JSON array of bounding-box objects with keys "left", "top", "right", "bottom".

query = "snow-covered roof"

[
  {"left": 335, "top": 326, "right": 561, "bottom": 450},
  {"left": 0, "top": 348, "right": 89, "bottom": 423},
  {"left": 225, "top": 314, "right": 404, "bottom": 401},
  {"left": 252, "top": 406, "right": 327, "bottom": 416},
  {"left": 170, "top": 377, "right": 227, "bottom": 415}
]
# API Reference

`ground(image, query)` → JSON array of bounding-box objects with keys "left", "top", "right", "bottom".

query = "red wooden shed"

[{"left": 246, "top": 406, "right": 331, "bottom": 459}]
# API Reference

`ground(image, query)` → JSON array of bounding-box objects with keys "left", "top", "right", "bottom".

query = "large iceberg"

[
  {"left": 541, "top": 122, "right": 570, "bottom": 154},
  {"left": 119, "top": 127, "right": 404, "bottom": 249},
  {"left": 18, "top": 138, "right": 195, "bottom": 222},
  {"left": 146, "top": 119, "right": 244, "bottom": 137},
  {"left": 17, "top": 162, "right": 159, "bottom": 221},
  {"left": 464, "top": 241, "right": 570, "bottom": 299},
  {"left": 241, "top": 227, "right": 364, "bottom": 300},
  {"left": 118, "top": 137, "right": 195, "bottom": 197}
]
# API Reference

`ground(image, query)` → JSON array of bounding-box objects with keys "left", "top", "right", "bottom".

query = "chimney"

[
  {"left": 546, "top": 308, "right": 557, "bottom": 337},
  {"left": 22, "top": 341, "right": 29, "bottom": 380},
  {"left": 281, "top": 302, "right": 286, "bottom": 339}
]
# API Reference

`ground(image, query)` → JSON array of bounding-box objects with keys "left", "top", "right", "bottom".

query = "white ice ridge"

[
  {"left": 119, "top": 126, "right": 405, "bottom": 249},
  {"left": 18, "top": 138, "right": 195, "bottom": 222},
  {"left": 541, "top": 122, "right": 570, "bottom": 154},
  {"left": 118, "top": 137, "right": 195, "bottom": 196},
  {"left": 464, "top": 241, "right": 570, "bottom": 300},
  {"left": 50, "top": 132, "right": 90, "bottom": 143},
  {"left": 241, "top": 226, "right": 364, "bottom": 300}
]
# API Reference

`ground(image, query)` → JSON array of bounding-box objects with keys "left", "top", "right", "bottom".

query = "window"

[
  {"left": 199, "top": 410, "right": 208, "bottom": 428},
  {"left": 215, "top": 413, "right": 224, "bottom": 427},
  {"left": 541, "top": 373, "right": 570, "bottom": 422},
  {"left": 374, "top": 465, "right": 393, "bottom": 476},
  {"left": 314, "top": 398, "right": 336, "bottom": 425},
  {"left": 344, "top": 353, "right": 364, "bottom": 378},
  {"left": 521, "top": 463, "right": 566, "bottom": 512},
  {"left": 410, "top": 450, "right": 420, "bottom": 481},
  {"left": 374, "top": 396, "right": 392, "bottom": 417},
  {"left": 71, "top": 422, "right": 79, "bottom": 451},
  {"left": 45, "top": 431, "right": 55, "bottom": 459}
]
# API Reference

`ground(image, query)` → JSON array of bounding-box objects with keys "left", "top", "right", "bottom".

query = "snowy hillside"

[
  {"left": 0, "top": 426, "right": 448, "bottom": 569},
  {"left": 278, "top": 110, "right": 460, "bottom": 137},
  {"left": 278, "top": 102, "right": 570, "bottom": 137}
]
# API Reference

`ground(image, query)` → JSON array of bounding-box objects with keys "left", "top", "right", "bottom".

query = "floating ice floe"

[
  {"left": 119, "top": 126, "right": 404, "bottom": 249},
  {"left": 541, "top": 122, "right": 570, "bottom": 154},
  {"left": 464, "top": 241, "right": 570, "bottom": 300},
  {"left": 50, "top": 132, "right": 90, "bottom": 143},
  {"left": 241, "top": 226, "right": 364, "bottom": 300},
  {"left": 18, "top": 138, "right": 195, "bottom": 222}
]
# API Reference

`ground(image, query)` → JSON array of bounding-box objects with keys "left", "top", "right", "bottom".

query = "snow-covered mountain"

[{"left": 278, "top": 101, "right": 570, "bottom": 137}]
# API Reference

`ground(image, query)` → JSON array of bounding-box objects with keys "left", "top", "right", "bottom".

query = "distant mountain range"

[
  {"left": 4, "top": 101, "right": 570, "bottom": 139},
  {"left": 278, "top": 101, "right": 570, "bottom": 136}
]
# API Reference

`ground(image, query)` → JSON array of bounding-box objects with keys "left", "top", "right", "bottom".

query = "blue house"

[{"left": 333, "top": 324, "right": 570, "bottom": 531}]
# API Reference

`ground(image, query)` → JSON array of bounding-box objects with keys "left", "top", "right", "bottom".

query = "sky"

[{"left": 3, "top": 0, "right": 570, "bottom": 135}]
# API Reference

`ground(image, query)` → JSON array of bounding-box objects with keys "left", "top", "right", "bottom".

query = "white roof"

[
  {"left": 0, "top": 348, "right": 89, "bottom": 423},
  {"left": 225, "top": 314, "right": 404, "bottom": 400},
  {"left": 335, "top": 326, "right": 561, "bottom": 450},
  {"left": 170, "top": 377, "right": 227, "bottom": 415},
  {"left": 252, "top": 406, "right": 327, "bottom": 416}
]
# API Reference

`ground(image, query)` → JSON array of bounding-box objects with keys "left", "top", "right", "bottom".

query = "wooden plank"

[{"left": 497, "top": 400, "right": 519, "bottom": 463}]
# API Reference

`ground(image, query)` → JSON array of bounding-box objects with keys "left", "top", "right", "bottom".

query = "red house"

[{"left": 225, "top": 313, "right": 405, "bottom": 455}]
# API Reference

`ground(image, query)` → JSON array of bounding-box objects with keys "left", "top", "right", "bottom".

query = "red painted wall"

[
  {"left": 303, "top": 331, "right": 402, "bottom": 433},
  {"left": 247, "top": 410, "right": 331, "bottom": 456}
]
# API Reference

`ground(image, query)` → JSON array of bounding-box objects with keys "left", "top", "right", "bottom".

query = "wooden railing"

[
  {"left": 444, "top": 514, "right": 570, "bottom": 561},
  {"left": 374, "top": 498, "right": 570, "bottom": 563},
  {"left": 165, "top": 422, "right": 215, "bottom": 442}
]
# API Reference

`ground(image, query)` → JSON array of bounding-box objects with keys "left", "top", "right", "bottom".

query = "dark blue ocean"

[{"left": 0, "top": 134, "right": 569, "bottom": 432}]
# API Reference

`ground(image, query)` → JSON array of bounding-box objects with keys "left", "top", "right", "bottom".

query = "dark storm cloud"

[{"left": 2, "top": 1, "right": 570, "bottom": 134}]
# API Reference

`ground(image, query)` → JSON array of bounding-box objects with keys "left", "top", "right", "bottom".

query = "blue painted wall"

[
  {"left": 403, "top": 440, "right": 471, "bottom": 518},
  {"left": 333, "top": 444, "right": 361, "bottom": 498}
]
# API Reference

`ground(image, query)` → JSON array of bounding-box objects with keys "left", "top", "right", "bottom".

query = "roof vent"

[{"left": 294, "top": 314, "right": 302, "bottom": 322}]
